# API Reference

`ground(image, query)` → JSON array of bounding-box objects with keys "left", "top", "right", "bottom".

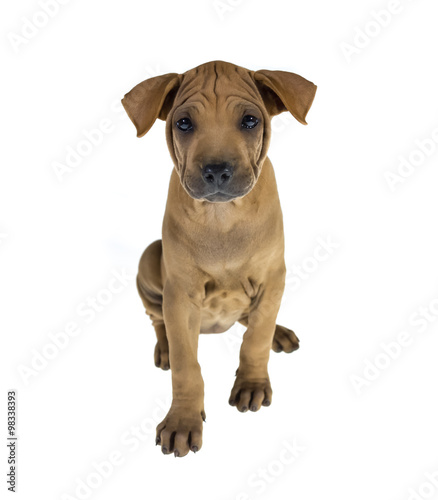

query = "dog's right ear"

[{"left": 122, "top": 73, "right": 180, "bottom": 138}]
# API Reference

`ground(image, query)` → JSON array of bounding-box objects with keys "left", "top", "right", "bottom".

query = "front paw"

[
  {"left": 156, "top": 404, "right": 206, "bottom": 457},
  {"left": 229, "top": 374, "right": 272, "bottom": 413}
]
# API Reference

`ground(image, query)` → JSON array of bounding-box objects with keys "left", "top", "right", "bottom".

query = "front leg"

[
  {"left": 229, "top": 274, "right": 285, "bottom": 413},
  {"left": 156, "top": 281, "right": 205, "bottom": 457}
]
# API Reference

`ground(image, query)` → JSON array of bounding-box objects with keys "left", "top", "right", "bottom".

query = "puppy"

[{"left": 122, "top": 60, "right": 316, "bottom": 456}]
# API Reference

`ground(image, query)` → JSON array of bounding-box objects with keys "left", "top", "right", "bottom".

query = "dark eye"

[
  {"left": 176, "top": 117, "right": 193, "bottom": 132},
  {"left": 241, "top": 115, "right": 259, "bottom": 129}
]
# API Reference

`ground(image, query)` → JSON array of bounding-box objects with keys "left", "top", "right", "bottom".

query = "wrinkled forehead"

[{"left": 172, "top": 62, "right": 263, "bottom": 114}]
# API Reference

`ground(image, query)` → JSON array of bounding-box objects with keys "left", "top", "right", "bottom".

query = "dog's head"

[{"left": 122, "top": 61, "right": 316, "bottom": 203}]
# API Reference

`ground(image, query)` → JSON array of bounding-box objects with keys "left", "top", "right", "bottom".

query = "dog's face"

[
  {"left": 168, "top": 66, "right": 266, "bottom": 202},
  {"left": 122, "top": 61, "right": 316, "bottom": 203}
]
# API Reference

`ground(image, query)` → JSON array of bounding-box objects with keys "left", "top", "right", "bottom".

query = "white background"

[{"left": 2, "top": 0, "right": 438, "bottom": 499}]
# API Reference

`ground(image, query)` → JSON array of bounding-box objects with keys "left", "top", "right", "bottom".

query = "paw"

[
  {"left": 229, "top": 375, "right": 272, "bottom": 413},
  {"left": 156, "top": 405, "right": 206, "bottom": 457},
  {"left": 154, "top": 339, "right": 170, "bottom": 370},
  {"left": 272, "top": 325, "right": 300, "bottom": 353}
]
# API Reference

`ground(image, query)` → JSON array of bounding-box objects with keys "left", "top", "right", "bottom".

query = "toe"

[
  {"left": 160, "top": 428, "right": 174, "bottom": 454},
  {"left": 189, "top": 430, "right": 203, "bottom": 453},
  {"left": 156, "top": 420, "right": 166, "bottom": 445},
  {"left": 237, "top": 390, "right": 251, "bottom": 412},
  {"left": 154, "top": 342, "right": 170, "bottom": 370},
  {"left": 249, "top": 389, "right": 265, "bottom": 411},
  {"left": 262, "top": 385, "right": 273, "bottom": 406},
  {"left": 174, "top": 431, "right": 190, "bottom": 457},
  {"left": 272, "top": 338, "right": 283, "bottom": 352},
  {"left": 154, "top": 343, "right": 161, "bottom": 367},
  {"left": 281, "top": 337, "right": 295, "bottom": 353},
  {"left": 229, "top": 386, "right": 240, "bottom": 406},
  {"left": 160, "top": 349, "right": 170, "bottom": 370}
]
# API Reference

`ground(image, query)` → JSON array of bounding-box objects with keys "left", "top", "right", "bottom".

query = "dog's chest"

[{"left": 200, "top": 277, "right": 253, "bottom": 334}]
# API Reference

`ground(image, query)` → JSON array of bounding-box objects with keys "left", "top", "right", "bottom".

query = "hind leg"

[
  {"left": 238, "top": 318, "right": 299, "bottom": 353},
  {"left": 272, "top": 325, "right": 300, "bottom": 353},
  {"left": 137, "top": 240, "right": 170, "bottom": 370}
]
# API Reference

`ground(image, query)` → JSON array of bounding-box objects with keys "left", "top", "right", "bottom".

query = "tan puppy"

[{"left": 122, "top": 61, "right": 316, "bottom": 457}]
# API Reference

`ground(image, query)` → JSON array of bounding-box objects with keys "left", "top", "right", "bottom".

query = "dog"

[{"left": 122, "top": 60, "right": 316, "bottom": 457}]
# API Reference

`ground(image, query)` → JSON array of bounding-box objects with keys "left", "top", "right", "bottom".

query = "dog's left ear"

[
  {"left": 122, "top": 73, "right": 180, "bottom": 137},
  {"left": 253, "top": 70, "right": 317, "bottom": 125}
]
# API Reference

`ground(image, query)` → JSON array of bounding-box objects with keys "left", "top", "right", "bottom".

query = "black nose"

[{"left": 202, "top": 163, "right": 233, "bottom": 188}]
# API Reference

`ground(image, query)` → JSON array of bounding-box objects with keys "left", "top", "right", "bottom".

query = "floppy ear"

[
  {"left": 253, "top": 70, "right": 317, "bottom": 125},
  {"left": 122, "top": 73, "right": 180, "bottom": 137}
]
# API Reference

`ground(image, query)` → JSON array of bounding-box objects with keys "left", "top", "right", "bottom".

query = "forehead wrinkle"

[
  {"left": 232, "top": 79, "right": 260, "bottom": 100},
  {"left": 176, "top": 63, "right": 261, "bottom": 112},
  {"left": 218, "top": 66, "right": 260, "bottom": 95},
  {"left": 224, "top": 94, "right": 262, "bottom": 111},
  {"left": 182, "top": 63, "right": 218, "bottom": 90},
  {"left": 176, "top": 77, "right": 218, "bottom": 108},
  {"left": 215, "top": 76, "right": 260, "bottom": 104},
  {"left": 177, "top": 71, "right": 198, "bottom": 96},
  {"left": 175, "top": 101, "right": 206, "bottom": 117},
  {"left": 175, "top": 88, "right": 209, "bottom": 108}
]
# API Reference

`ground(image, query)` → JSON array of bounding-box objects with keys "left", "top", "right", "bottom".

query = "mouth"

[
  {"left": 184, "top": 183, "right": 239, "bottom": 202},
  {"left": 183, "top": 175, "right": 254, "bottom": 203},
  {"left": 203, "top": 192, "right": 236, "bottom": 203}
]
